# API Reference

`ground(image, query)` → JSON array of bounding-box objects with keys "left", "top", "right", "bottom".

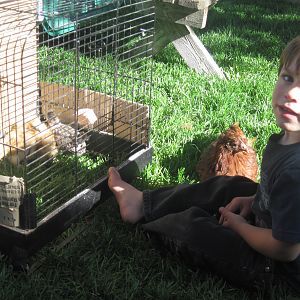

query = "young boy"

[{"left": 107, "top": 36, "right": 300, "bottom": 293}]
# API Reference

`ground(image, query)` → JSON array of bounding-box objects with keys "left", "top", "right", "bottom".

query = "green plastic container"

[{"left": 41, "top": 0, "right": 119, "bottom": 36}]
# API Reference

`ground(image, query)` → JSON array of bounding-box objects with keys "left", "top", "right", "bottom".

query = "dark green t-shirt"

[
  {"left": 252, "top": 132, "right": 300, "bottom": 292},
  {"left": 253, "top": 133, "right": 300, "bottom": 242}
]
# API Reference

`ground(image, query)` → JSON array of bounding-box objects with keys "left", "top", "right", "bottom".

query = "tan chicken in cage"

[
  {"left": 196, "top": 123, "right": 258, "bottom": 182},
  {"left": 0, "top": 117, "right": 58, "bottom": 166}
]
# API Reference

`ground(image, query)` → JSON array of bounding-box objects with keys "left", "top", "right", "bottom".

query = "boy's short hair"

[{"left": 279, "top": 35, "right": 300, "bottom": 75}]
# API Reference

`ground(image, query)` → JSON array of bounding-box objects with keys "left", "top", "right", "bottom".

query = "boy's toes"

[{"left": 108, "top": 167, "right": 120, "bottom": 179}]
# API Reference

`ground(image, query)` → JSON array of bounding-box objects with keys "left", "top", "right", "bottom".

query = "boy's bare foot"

[{"left": 108, "top": 167, "right": 144, "bottom": 223}]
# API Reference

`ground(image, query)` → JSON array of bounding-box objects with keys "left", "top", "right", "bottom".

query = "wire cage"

[{"left": 0, "top": 0, "right": 154, "bottom": 265}]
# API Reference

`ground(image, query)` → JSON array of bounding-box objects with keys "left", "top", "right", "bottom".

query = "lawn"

[{"left": 0, "top": 0, "right": 300, "bottom": 299}]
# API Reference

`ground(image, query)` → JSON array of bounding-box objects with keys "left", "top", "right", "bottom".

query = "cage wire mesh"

[{"left": 0, "top": 0, "right": 154, "bottom": 226}]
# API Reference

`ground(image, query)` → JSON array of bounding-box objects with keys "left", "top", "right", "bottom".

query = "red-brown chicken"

[{"left": 196, "top": 123, "right": 258, "bottom": 182}]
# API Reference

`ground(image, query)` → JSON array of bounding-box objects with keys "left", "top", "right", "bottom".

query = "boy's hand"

[
  {"left": 220, "top": 207, "right": 300, "bottom": 262},
  {"left": 218, "top": 196, "right": 254, "bottom": 224},
  {"left": 219, "top": 207, "right": 248, "bottom": 230}
]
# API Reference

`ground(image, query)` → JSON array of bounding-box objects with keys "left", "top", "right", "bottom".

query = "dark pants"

[{"left": 141, "top": 176, "right": 273, "bottom": 291}]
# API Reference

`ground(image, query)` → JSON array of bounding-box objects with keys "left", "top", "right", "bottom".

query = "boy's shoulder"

[
  {"left": 268, "top": 133, "right": 300, "bottom": 157},
  {"left": 263, "top": 133, "right": 300, "bottom": 177}
]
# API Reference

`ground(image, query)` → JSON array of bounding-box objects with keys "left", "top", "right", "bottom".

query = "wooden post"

[
  {"left": 154, "top": 0, "right": 224, "bottom": 78},
  {"left": 0, "top": 1, "right": 38, "bottom": 134},
  {"left": 172, "top": 25, "right": 225, "bottom": 78}
]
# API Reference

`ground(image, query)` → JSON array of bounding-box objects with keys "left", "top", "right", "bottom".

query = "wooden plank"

[
  {"left": 40, "top": 82, "right": 150, "bottom": 145},
  {"left": 153, "top": 19, "right": 190, "bottom": 54},
  {"left": 155, "top": 18, "right": 224, "bottom": 77},
  {"left": 40, "top": 82, "right": 114, "bottom": 131},
  {"left": 176, "top": 8, "right": 208, "bottom": 28},
  {"left": 155, "top": 1, "right": 208, "bottom": 29},
  {"left": 108, "top": 98, "right": 149, "bottom": 144},
  {"left": 108, "top": 121, "right": 149, "bottom": 144},
  {"left": 154, "top": 0, "right": 223, "bottom": 77},
  {"left": 156, "top": 1, "right": 198, "bottom": 23},
  {"left": 172, "top": 25, "right": 225, "bottom": 78}
]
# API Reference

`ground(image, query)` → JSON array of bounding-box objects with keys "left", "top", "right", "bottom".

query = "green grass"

[
  {"left": 1, "top": 0, "right": 300, "bottom": 299},
  {"left": 39, "top": 45, "right": 152, "bottom": 103},
  {"left": 0, "top": 152, "right": 116, "bottom": 220}
]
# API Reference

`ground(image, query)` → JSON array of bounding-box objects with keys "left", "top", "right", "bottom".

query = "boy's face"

[{"left": 272, "top": 57, "right": 300, "bottom": 142}]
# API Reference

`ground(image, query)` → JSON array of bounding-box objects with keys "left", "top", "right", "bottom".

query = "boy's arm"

[{"left": 219, "top": 208, "right": 300, "bottom": 262}]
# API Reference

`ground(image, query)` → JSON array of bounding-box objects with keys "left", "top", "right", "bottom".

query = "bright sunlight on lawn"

[{"left": 0, "top": 0, "right": 299, "bottom": 299}]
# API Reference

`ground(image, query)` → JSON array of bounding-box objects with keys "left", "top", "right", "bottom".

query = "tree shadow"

[
  {"left": 154, "top": 0, "right": 300, "bottom": 66},
  {"left": 202, "top": 0, "right": 300, "bottom": 63}
]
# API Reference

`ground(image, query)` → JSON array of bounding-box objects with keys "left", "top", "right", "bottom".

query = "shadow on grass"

[
  {"left": 154, "top": 0, "right": 300, "bottom": 67},
  {"left": 202, "top": 0, "right": 300, "bottom": 61},
  {"left": 158, "top": 134, "right": 217, "bottom": 183}
]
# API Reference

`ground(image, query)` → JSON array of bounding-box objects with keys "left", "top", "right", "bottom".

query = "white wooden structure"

[
  {"left": 154, "top": 0, "right": 225, "bottom": 78},
  {"left": 0, "top": 1, "right": 39, "bottom": 134}
]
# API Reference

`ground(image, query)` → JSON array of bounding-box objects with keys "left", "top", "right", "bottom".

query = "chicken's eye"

[{"left": 282, "top": 74, "right": 294, "bottom": 83}]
